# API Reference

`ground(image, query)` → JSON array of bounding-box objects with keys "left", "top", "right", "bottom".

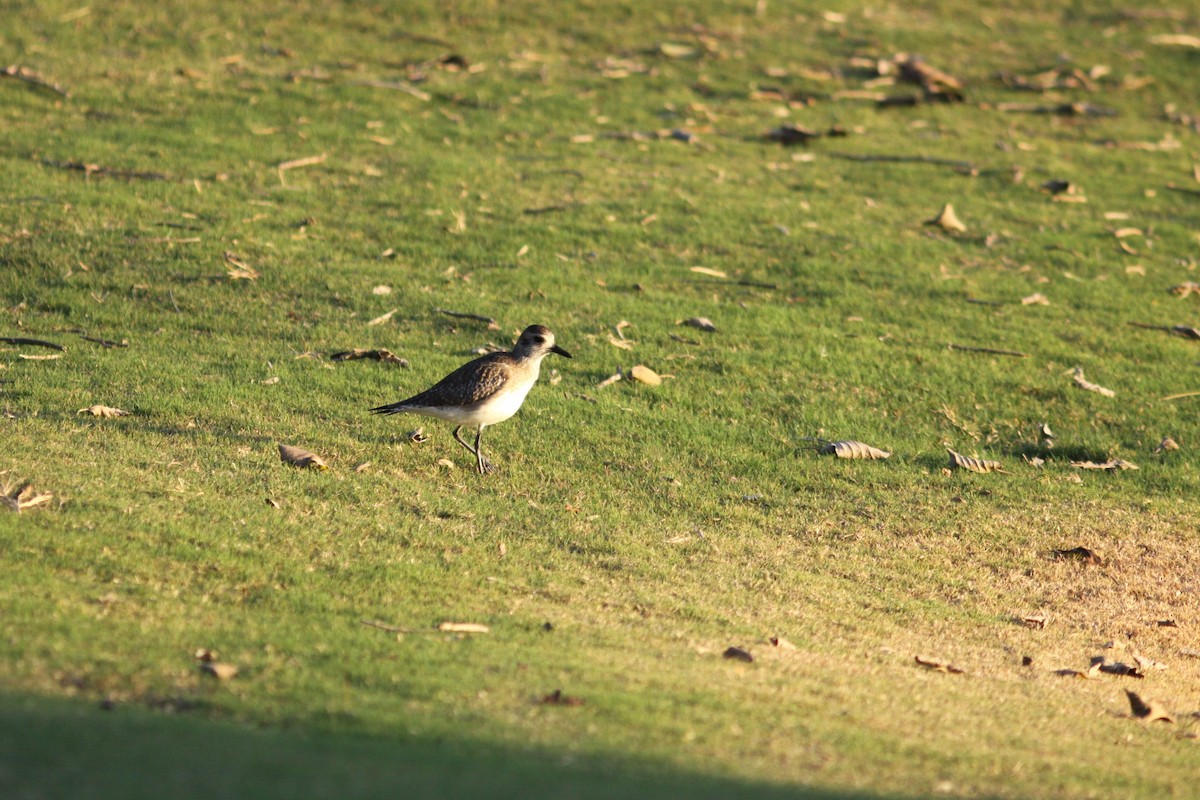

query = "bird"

[{"left": 370, "top": 324, "right": 572, "bottom": 474}]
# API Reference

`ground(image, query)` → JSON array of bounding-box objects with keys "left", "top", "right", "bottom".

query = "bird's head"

[{"left": 514, "top": 324, "right": 572, "bottom": 360}]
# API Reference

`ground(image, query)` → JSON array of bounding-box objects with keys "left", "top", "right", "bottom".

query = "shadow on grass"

[{"left": 0, "top": 692, "right": 882, "bottom": 800}]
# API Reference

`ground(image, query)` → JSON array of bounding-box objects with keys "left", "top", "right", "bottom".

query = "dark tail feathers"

[{"left": 369, "top": 401, "right": 407, "bottom": 415}]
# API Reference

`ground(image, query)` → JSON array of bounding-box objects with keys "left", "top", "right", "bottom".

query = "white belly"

[{"left": 408, "top": 380, "right": 535, "bottom": 427}]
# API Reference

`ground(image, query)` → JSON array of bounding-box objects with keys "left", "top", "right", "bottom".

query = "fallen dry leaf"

[
  {"left": 768, "top": 636, "right": 797, "bottom": 651},
  {"left": 539, "top": 689, "right": 584, "bottom": 706},
  {"left": 278, "top": 443, "right": 328, "bottom": 470},
  {"left": 915, "top": 655, "right": 964, "bottom": 674},
  {"left": 1071, "top": 459, "right": 1138, "bottom": 471},
  {"left": 1169, "top": 281, "right": 1200, "bottom": 298},
  {"left": 406, "top": 427, "right": 428, "bottom": 444},
  {"left": 199, "top": 662, "right": 238, "bottom": 681},
  {"left": 1021, "top": 292, "right": 1050, "bottom": 306},
  {"left": 330, "top": 348, "right": 409, "bottom": 366},
  {"left": 1154, "top": 436, "right": 1180, "bottom": 453},
  {"left": 925, "top": 203, "right": 966, "bottom": 232},
  {"left": 723, "top": 646, "right": 754, "bottom": 663},
  {"left": 437, "top": 622, "right": 489, "bottom": 633},
  {"left": 367, "top": 308, "right": 398, "bottom": 326},
  {"left": 1021, "top": 613, "right": 1048, "bottom": 629},
  {"left": 679, "top": 317, "right": 718, "bottom": 332},
  {"left": 658, "top": 42, "right": 697, "bottom": 59},
  {"left": 1, "top": 480, "right": 54, "bottom": 513},
  {"left": 596, "top": 371, "right": 623, "bottom": 389},
  {"left": 1072, "top": 367, "right": 1115, "bottom": 397},
  {"left": 690, "top": 266, "right": 727, "bottom": 279},
  {"left": 223, "top": 251, "right": 259, "bottom": 280},
  {"left": 947, "top": 448, "right": 1004, "bottom": 473},
  {"left": 1149, "top": 33, "right": 1200, "bottom": 48},
  {"left": 77, "top": 405, "right": 131, "bottom": 418},
  {"left": 1055, "top": 665, "right": 1100, "bottom": 680},
  {"left": 372, "top": 285, "right": 392, "bottom": 295},
  {"left": 1125, "top": 689, "right": 1174, "bottom": 723},
  {"left": 630, "top": 365, "right": 662, "bottom": 386},
  {"left": 820, "top": 440, "right": 892, "bottom": 460},
  {"left": 608, "top": 335, "right": 635, "bottom": 351},
  {"left": 1053, "top": 546, "right": 1103, "bottom": 565}
]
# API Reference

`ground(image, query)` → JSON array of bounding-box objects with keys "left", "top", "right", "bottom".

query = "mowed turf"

[{"left": 2, "top": 1, "right": 1200, "bottom": 798}]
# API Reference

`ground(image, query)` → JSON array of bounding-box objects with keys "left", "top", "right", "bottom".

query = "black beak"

[{"left": 551, "top": 344, "right": 572, "bottom": 359}]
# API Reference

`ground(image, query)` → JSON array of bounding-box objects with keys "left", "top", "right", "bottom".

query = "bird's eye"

[{"left": 533, "top": 336, "right": 545, "bottom": 345}]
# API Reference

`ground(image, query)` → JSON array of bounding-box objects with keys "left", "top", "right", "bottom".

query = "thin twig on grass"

[
  {"left": 360, "top": 619, "right": 418, "bottom": 633},
  {"left": 1, "top": 64, "right": 70, "bottom": 97},
  {"left": 42, "top": 158, "right": 168, "bottom": 181},
  {"left": 0, "top": 337, "right": 64, "bottom": 350},
  {"left": 436, "top": 308, "right": 500, "bottom": 329},
  {"left": 276, "top": 153, "right": 328, "bottom": 172},
  {"left": 947, "top": 343, "right": 1030, "bottom": 357},
  {"left": 1162, "top": 391, "right": 1200, "bottom": 401},
  {"left": 77, "top": 334, "right": 128, "bottom": 348},
  {"left": 354, "top": 79, "right": 431, "bottom": 101},
  {"left": 828, "top": 152, "right": 978, "bottom": 173},
  {"left": 995, "top": 102, "right": 1118, "bottom": 117}
]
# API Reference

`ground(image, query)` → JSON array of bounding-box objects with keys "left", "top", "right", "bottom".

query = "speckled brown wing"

[{"left": 372, "top": 353, "right": 514, "bottom": 414}]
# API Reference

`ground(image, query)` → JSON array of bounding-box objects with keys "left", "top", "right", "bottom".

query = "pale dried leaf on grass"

[
  {"left": 1071, "top": 459, "right": 1139, "bottom": 471},
  {"left": 438, "top": 622, "right": 489, "bottom": 633},
  {"left": 367, "top": 308, "right": 398, "bottom": 326},
  {"left": 1021, "top": 292, "right": 1050, "bottom": 306},
  {"left": 596, "top": 371, "right": 623, "bottom": 389},
  {"left": 925, "top": 203, "right": 966, "bottom": 232},
  {"left": 690, "top": 266, "right": 726, "bottom": 278},
  {"left": 1021, "top": 613, "right": 1048, "bottom": 629},
  {"left": 820, "top": 440, "right": 892, "bottom": 460},
  {"left": 78, "top": 404, "right": 130, "bottom": 418},
  {"left": 608, "top": 335, "right": 635, "bottom": 351},
  {"left": 1169, "top": 281, "right": 1200, "bottom": 297},
  {"left": 372, "top": 285, "right": 392, "bottom": 295},
  {"left": 679, "top": 317, "right": 718, "bottom": 332},
  {"left": 768, "top": 636, "right": 797, "bottom": 651},
  {"left": 947, "top": 448, "right": 1005, "bottom": 473},
  {"left": 1154, "top": 436, "right": 1180, "bottom": 453},
  {"left": 330, "top": 348, "right": 409, "bottom": 366},
  {"left": 1125, "top": 689, "right": 1174, "bottom": 723},
  {"left": 199, "top": 662, "right": 239, "bottom": 681},
  {"left": 915, "top": 655, "right": 964, "bottom": 674},
  {"left": 2, "top": 480, "right": 54, "bottom": 512},
  {"left": 630, "top": 365, "right": 662, "bottom": 386},
  {"left": 406, "top": 427, "right": 428, "bottom": 443},
  {"left": 223, "top": 251, "right": 259, "bottom": 280},
  {"left": 1149, "top": 34, "right": 1200, "bottom": 48},
  {"left": 278, "top": 443, "right": 328, "bottom": 470},
  {"left": 1072, "top": 367, "right": 1115, "bottom": 397}
]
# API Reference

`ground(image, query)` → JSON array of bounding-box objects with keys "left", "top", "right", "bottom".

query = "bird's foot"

[{"left": 477, "top": 456, "right": 495, "bottom": 475}]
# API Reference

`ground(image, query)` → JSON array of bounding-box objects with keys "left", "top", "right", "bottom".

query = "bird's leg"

[
  {"left": 453, "top": 425, "right": 493, "bottom": 474},
  {"left": 474, "top": 427, "right": 494, "bottom": 474},
  {"left": 452, "top": 426, "right": 478, "bottom": 457}
]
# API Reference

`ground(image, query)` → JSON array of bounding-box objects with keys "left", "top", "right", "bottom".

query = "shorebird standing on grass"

[{"left": 370, "top": 324, "right": 572, "bottom": 474}]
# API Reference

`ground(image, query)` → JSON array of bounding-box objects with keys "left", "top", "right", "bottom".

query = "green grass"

[{"left": 3, "top": 1, "right": 1200, "bottom": 798}]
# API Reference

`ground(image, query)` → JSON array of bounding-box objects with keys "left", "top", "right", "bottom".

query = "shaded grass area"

[
  {"left": 3, "top": 0, "right": 1200, "bottom": 798},
  {"left": 0, "top": 694, "right": 866, "bottom": 800}
]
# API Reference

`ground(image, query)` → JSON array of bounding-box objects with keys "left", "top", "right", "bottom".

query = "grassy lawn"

[{"left": 3, "top": 1, "right": 1199, "bottom": 797}]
